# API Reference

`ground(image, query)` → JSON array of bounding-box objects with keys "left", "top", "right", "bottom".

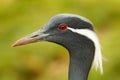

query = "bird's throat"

[
  {"left": 67, "top": 39, "right": 95, "bottom": 80},
  {"left": 68, "top": 51, "right": 94, "bottom": 80}
]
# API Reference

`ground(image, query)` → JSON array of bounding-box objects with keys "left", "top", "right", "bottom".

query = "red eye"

[{"left": 59, "top": 23, "right": 67, "bottom": 31}]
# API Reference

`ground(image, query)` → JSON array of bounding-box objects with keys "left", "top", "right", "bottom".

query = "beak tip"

[
  {"left": 11, "top": 42, "right": 19, "bottom": 47},
  {"left": 11, "top": 38, "right": 24, "bottom": 47},
  {"left": 11, "top": 37, "right": 36, "bottom": 47},
  {"left": 11, "top": 44, "right": 17, "bottom": 47}
]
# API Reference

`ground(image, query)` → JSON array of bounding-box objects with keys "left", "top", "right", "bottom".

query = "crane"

[{"left": 12, "top": 14, "right": 103, "bottom": 80}]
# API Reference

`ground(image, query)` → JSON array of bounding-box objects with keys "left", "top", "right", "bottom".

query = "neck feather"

[{"left": 67, "top": 36, "right": 95, "bottom": 80}]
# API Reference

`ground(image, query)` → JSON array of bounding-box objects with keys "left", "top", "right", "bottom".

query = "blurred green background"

[{"left": 0, "top": 0, "right": 120, "bottom": 80}]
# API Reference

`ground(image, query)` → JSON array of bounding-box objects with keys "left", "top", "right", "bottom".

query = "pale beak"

[{"left": 12, "top": 30, "right": 48, "bottom": 47}]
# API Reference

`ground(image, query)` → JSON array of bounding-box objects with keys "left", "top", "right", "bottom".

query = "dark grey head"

[
  {"left": 12, "top": 14, "right": 103, "bottom": 78},
  {"left": 39, "top": 14, "right": 94, "bottom": 48}
]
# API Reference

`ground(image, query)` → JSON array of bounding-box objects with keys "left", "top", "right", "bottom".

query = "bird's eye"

[{"left": 59, "top": 23, "right": 67, "bottom": 31}]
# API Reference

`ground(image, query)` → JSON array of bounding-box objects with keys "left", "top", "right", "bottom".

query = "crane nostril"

[{"left": 31, "top": 35, "right": 39, "bottom": 38}]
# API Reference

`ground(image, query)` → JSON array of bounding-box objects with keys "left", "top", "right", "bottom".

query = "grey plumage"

[{"left": 12, "top": 13, "right": 103, "bottom": 80}]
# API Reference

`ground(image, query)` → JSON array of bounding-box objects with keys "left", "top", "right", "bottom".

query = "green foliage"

[{"left": 0, "top": 0, "right": 120, "bottom": 80}]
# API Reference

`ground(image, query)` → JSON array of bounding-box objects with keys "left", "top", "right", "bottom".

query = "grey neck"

[
  {"left": 48, "top": 32, "right": 95, "bottom": 80},
  {"left": 67, "top": 38, "right": 95, "bottom": 80}
]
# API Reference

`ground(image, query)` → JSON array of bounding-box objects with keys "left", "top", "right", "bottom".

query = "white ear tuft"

[{"left": 68, "top": 27, "right": 103, "bottom": 74}]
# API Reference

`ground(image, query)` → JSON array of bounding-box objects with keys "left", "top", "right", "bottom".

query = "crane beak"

[{"left": 12, "top": 30, "right": 48, "bottom": 47}]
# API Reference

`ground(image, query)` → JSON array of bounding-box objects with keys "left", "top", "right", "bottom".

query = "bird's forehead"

[{"left": 49, "top": 14, "right": 92, "bottom": 24}]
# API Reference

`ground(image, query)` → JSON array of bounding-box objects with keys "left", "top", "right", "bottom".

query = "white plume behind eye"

[{"left": 67, "top": 27, "right": 103, "bottom": 74}]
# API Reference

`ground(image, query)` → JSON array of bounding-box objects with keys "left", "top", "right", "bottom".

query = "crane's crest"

[{"left": 68, "top": 27, "right": 103, "bottom": 74}]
